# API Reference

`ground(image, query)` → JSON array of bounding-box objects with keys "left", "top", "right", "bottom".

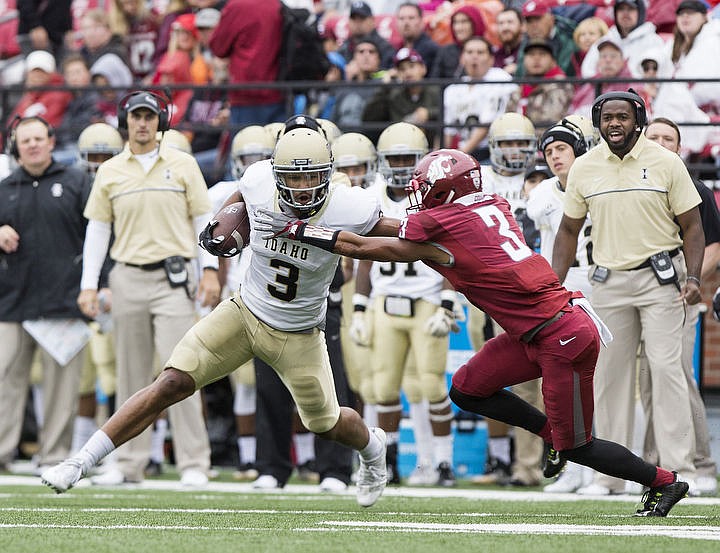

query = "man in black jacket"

[{"left": 0, "top": 116, "right": 92, "bottom": 472}]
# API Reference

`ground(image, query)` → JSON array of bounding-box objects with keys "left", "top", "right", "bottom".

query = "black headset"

[
  {"left": 117, "top": 90, "right": 171, "bottom": 132},
  {"left": 591, "top": 89, "right": 647, "bottom": 129},
  {"left": 540, "top": 119, "right": 587, "bottom": 160},
  {"left": 5, "top": 115, "right": 55, "bottom": 159}
]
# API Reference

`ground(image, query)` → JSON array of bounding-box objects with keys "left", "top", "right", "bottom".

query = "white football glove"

[
  {"left": 424, "top": 307, "right": 460, "bottom": 337},
  {"left": 252, "top": 208, "right": 298, "bottom": 240},
  {"left": 349, "top": 311, "right": 371, "bottom": 346}
]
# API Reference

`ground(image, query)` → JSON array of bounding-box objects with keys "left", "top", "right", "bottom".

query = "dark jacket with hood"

[
  {"left": 0, "top": 161, "right": 92, "bottom": 322},
  {"left": 429, "top": 4, "right": 486, "bottom": 79}
]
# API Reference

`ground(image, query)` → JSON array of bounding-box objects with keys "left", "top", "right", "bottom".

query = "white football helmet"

[
  {"left": 159, "top": 129, "right": 192, "bottom": 154},
  {"left": 264, "top": 122, "right": 285, "bottom": 144},
  {"left": 564, "top": 113, "right": 600, "bottom": 150},
  {"left": 77, "top": 123, "right": 124, "bottom": 175},
  {"left": 488, "top": 113, "right": 537, "bottom": 174},
  {"left": 318, "top": 118, "right": 342, "bottom": 143},
  {"left": 272, "top": 128, "right": 333, "bottom": 217},
  {"left": 377, "top": 122, "right": 428, "bottom": 189},
  {"left": 332, "top": 132, "right": 377, "bottom": 188},
  {"left": 231, "top": 125, "right": 274, "bottom": 179}
]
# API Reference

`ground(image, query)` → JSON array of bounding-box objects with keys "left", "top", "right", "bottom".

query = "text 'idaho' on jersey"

[
  {"left": 238, "top": 159, "right": 382, "bottom": 331},
  {"left": 399, "top": 192, "right": 572, "bottom": 340}
]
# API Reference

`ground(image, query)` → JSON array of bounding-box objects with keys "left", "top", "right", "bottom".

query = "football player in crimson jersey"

[{"left": 254, "top": 148, "right": 690, "bottom": 517}]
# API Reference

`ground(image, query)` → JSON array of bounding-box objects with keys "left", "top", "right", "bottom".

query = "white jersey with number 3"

[
  {"left": 367, "top": 182, "right": 444, "bottom": 302},
  {"left": 239, "top": 160, "right": 381, "bottom": 331}
]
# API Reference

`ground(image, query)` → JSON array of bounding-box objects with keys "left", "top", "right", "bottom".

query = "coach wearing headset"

[
  {"left": 76, "top": 91, "right": 218, "bottom": 487},
  {"left": 553, "top": 90, "right": 704, "bottom": 495},
  {"left": 0, "top": 116, "right": 92, "bottom": 471}
]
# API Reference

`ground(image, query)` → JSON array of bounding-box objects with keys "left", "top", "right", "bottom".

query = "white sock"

[
  {"left": 386, "top": 431, "right": 400, "bottom": 446},
  {"left": 409, "top": 401, "right": 433, "bottom": 467},
  {"left": 360, "top": 428, "right": 383, "bottom": 461},
  {"left": 238, "top": 435, "right": 256, "bottom": 464},
  {"left": 74, "top": 430, "right": 115, "bottom": 473},
  {"left": 149, "top": 419, "right": 168, "bottom": 464},
  {"left": 72, "top": 416, "right": 98, "bottom": 454},
  {"left": 432, "top": 433, "right": 454, "bottom": 466},
  {"left": 293, "top": 432, "right": 315, "bottom": 465},
  {"left": 488, "top": 436, "right": 512, "bottom": 465},
  {"left": 363, "top": 404, "right": 378, "bottom": 427}
]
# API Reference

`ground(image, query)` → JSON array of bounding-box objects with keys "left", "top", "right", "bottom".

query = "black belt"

[
  {"left": 520, "top": 308, "right": 567, "bottom": 343},
  {"left": 124, "top": 258, "right": 189, "bottom": 271},
  {"left": 630, "top": 248, "right": 680, "bottom": 271}
]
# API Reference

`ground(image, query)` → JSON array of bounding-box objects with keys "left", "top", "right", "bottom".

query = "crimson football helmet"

[{"left": 406, "top": 149, "right": 482, "bottom": 212}]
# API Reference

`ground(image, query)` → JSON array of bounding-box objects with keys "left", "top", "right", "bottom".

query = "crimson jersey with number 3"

[{"left": 399, "top": 193, "right": 572, "bottom": 339}]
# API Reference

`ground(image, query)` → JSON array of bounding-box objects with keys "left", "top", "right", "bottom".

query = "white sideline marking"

[{"left": 317, "top": 521, "right": 720, "bottom": 541}]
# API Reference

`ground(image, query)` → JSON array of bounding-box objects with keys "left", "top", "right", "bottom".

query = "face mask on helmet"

[
  {"left": 488, "top": 114, "right": 537, "bottom": 174},
  {"left": 332, "top": 132, "right": 377, "bottom": 188},
  {"left": 272, "top": 129, "right": 334, "bottom": 218},
  {"left": 377, "top": 122, "right": 428, "bottom": 190},
  {"left": 406, "top": 149, "right": 482, "bottom": 213},
  {"left": 77, "top": 123, "right": 124, "bottom": 176},
  {"left": 232, "top": 126, "right": 274, "bottom": 179}
]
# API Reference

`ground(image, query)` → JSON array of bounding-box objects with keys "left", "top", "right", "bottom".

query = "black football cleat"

[
  {"left": 437, "top": 462, "right": 456, "bottom": 487},
  {"left": 635, "top": 472, "right": 689, "bottom": 517},
  {"left": 542, "top": 443, "right": 566, "bottom": 479}
]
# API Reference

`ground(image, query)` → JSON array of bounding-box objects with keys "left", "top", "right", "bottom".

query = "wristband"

[
  {"left": 297, "top": 224, "right": 340, "bottom": 252},
  {"left": 352, "top": 293, "right": 369, "bottom": 312},
  {"left": 687, "top": 276, "right": 701, "bottom": 286},
  {"left": 440, "top": 289, "right": 456, "bottom": 311}
]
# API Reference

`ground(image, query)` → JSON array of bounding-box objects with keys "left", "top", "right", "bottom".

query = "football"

[{"left": 210, "top": 201, "right": 251, "bottom": 256}]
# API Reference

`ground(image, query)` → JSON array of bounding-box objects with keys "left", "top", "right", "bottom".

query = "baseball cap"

[
  {"left": 522, "top": 0, "right": 551, "bottom": 18},
  {"left": 26, "top": 50, "right": 56, "bottom": 73},
  {"left": 394, "top": 47, "right": 424, "bottom": 67},
  {"left": 125, "top": 92, "right": 161, "bottom": 114},
  {"left": 195, "top": 8, "right": 221, "bottom": 29},
  {"left": 525, "top": 163, "right": 552, "bottom": 180},
  {"left": 676, "top": 0, "right": 709, "bottom": 14},
  {"left": 172, "top": 13, "right": 198, "bottom": 39},
  {"left": 596, "top": 36, "right": 623, "bottom": 52},
  {"left": 615, "top": 0, "right": 640, "bottom": 9},
  {"left": 523, "top": 38, "right": 555, "bottom": 57},
  {"left": 350, "top": 1, "right": 373, "bottom": 18}
]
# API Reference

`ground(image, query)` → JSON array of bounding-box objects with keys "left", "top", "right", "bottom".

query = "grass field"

[{"left": 1, "top": 472, "right": 719, "bottom": 553}]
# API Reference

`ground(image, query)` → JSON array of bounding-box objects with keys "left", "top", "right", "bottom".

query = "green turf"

[{"left": 1, "top": 479, "right": 719, "bottom": 553}]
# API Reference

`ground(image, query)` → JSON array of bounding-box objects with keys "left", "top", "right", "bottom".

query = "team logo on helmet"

[{"left": 426, "top": 154, "right": 453, "bottom": 184}]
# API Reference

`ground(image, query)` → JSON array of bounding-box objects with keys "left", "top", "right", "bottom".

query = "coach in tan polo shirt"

[
  {"left": 76, "top": 91, "right": 219, "bottom": 486},
  {"left": 553, "top": 91, "right": 704, "bottom": 495}
]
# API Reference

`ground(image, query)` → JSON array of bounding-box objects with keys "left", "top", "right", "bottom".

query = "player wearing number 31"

[
  {"left": 42, "top": 123, "right": 395, "bottom": 508},
  {"left": 254, "top": 148, "right": 691, "bottom": 517}
]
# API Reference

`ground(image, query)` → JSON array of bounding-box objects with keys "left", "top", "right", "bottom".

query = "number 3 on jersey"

[{"left": 473, "top": 204, "right": 532, "bottom": 261}]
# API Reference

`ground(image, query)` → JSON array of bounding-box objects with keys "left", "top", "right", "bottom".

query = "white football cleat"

[
  {"left": 319, "top": 477, "right": 348, "bottom": 493},
  {"left": 41, "top": 459, "right": 85, "bottom": 494},
  {"left": 356, "top": 427, "right": 387, "bottom": 508},
  {"left": 407, "top": 464, "right": 438, "bottom": 486},
  {"left": 180, "top": 469, "right": 208, "bottom": 487}
]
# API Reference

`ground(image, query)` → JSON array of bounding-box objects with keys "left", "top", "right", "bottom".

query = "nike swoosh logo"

[
  {"left": 548, "top": 455, "right": 561, "bottom": 466},
  {"left": 559, "top": 337, "right": 577, "bottom": 346}
]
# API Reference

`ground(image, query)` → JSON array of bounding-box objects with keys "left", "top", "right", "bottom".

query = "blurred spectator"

[
  {"left": 54, "top": 54, "right": 103, "bottom": 161},
  {"left": 9, "top": 51, "right": 72, "bottom": 129},
  {"left": 107, "top": 0, "right": 162, "bottom": 82},
  {"left": 363, "top": 48, "right": 439, "bottom": 142},
  {"left": 493, "top": 7, "right": 525, "bottom": 77},
  {"left": 443, "top": 36, "right": 517, "bottom": 160},
  {"left": 507, "top": 39, "right": 573, "bottom": 134},
  {"left": 90, "top": 54, "right": 134, "bottom": 128},
  {"left": 515, "top": 1, "right": 578, "bottom": 78},
  {"left": 209, "top": 0, "right": 285, "bottom": 126},
  {"left": 155, "top": 51, "right": 195, "bottom": 125},
  {"left": 580, "top": 0, "right": 664, "bottom": 79},
  {"left": 395, "top": 2, "right": 439, "bottom": 71},
  {"left": 195, "top": 8, "right": 222, "bottom": 67},
  {"left": 332, "top": 36, "right": 384, "bottom": 129},
  {"left": 570, "top": 16, "right": 609, "bottom": 77},
  {"left": 78, "top": 9, "right": 130, "bottom": 69},
  {"left": 181, "top": 56, "right": 231, "bottom": 185},
  {"left": 17, "top": 0, "right": 73, "bottom": 60},
  {"left": 164, "top": 13, "right": 211, "bottom": 85},
  {"left": 664, "top": 0, "right": 720, "bottom": 116},
  {"left": 154, "top": 0, "right": 192, "bottom": 65},
  {"left": 337, "top": 2, "right": 397, "bottom": 69},
  {"left": 570, "top": 37, "right": 634, "bottom": 119},
  {"left": 429, "top": 3, "right": 485, "bottom": 79}
]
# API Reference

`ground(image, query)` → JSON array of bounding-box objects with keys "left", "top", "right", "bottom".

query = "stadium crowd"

[{"left": 1, "top": 0, "right": 720, "bottom": 505}]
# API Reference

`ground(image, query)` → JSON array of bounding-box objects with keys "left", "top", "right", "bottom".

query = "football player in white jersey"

[
  {"left": 41, "top": 124, "right": 393, "bottom": 509},
  {"left": 526, "top": 117, "right": 595, "bottom": 494},
  {"left": 353, "top": 122, "right": 459, "bottom": 487},
  {"left": 470, "top": 112, "right": 544, "bottom": 487}
]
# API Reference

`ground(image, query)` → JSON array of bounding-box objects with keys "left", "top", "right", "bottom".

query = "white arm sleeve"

[
  {"left": 194, "top": 213, "right": 218, "bottom": 270},
  {"left": 81, "top": 219, "right": 112, "bottom": 290}
]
